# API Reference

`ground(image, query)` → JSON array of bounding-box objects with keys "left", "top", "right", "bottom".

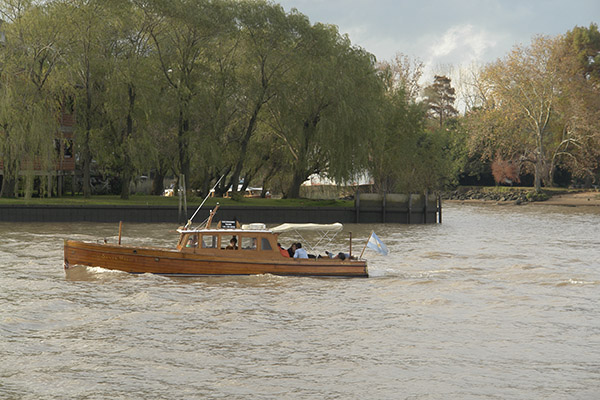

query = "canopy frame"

[{"left": 271, "top": 223, "right": 343, "bottom": 255}]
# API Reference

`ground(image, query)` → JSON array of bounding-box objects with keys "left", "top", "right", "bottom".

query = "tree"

[
  {"left": 377, "top": 53, "right": 423, "bottom": 102},
  {"left": 146, "top": 0, "right": 228, "bottom": 192},
  {"left": 264, "top": 20, "right": 381, "bottom": 198},
  {"left": 0, "top": 1, "right": 64, "bottom": 197},
  {"left": 94, "top": 0, "right": 155, "bottom": 199},
  {"left": 565, "top": 23, "right": 600, "bottom": 85},
  {"left": 60, "top": 0, "right": 115, "bottom": 198},
  {"left": 561, "top": 24, "right": 600, "bottom": 185},
  {"left": 219, "top": 1, "right": 301, "bottom": 195},
  {"left": 423, "top": 75, "right": 458, "bottom": 129},
  {"left": 476, "top": 36, "right": 565, "bottom": 191},
  {"left": 471, "top": 33, "right": 600, "bottom": 191}
]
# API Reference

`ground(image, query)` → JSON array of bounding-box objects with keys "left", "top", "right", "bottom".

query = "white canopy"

[{"left": 271, "top": 222, "right": 343, "bottom": 233}]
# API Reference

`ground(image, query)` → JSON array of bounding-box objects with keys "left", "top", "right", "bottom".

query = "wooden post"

[
  {"left": 423, "top": 192, "right": 428, "bottom": 224},
  {"left": 178, "top": 175, "right": 183, "bottom": 223},
  {"left": 382, "top": 192, "right": 386, "bottom": 223},
  {"left": 438, "top": 193, "right": 443, "bottom": 224},
  {"left": 118, "top": 221, "right": 123, "bottom": 245},
  {"left": 359, "top": 231, "right": 372, "bottom": 259},
  {"left": 71, "top": 172, "right": 76, "bottom": 196},
  {"left": 349, "top": 232, "right": 352, "bottom": 258},
  {"left": 182, "top": 174, "right": 187, "bottom": 221},
  {"left": 408, "top": 194, "right": 412, "bottom": 224},
  {"left": 355, "top": 190, "right": 360, "bottom": 223}
]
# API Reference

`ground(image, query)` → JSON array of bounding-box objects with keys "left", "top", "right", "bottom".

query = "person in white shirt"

[{"left": 293, "top": 242, "right": 308, "bottom": 259}]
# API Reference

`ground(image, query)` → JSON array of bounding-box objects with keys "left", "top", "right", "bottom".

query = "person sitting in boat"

[
  {"left": 225, "top": 237, "right": 238, "bottom": 250},
  {"left": 293, "top": 242, "right": 308, "bottom": 259},
  {"left": 325, "top": 251, "right": 351, "bottom": 260},
  {"left": 287, "top": 243, "right": 296, "bottom": 257},
  {"left": 186, "top": 235, "right": 198, "bottom": 248},
  {"left": 278, "top": 243, "right": 290, "bottom": 258}
]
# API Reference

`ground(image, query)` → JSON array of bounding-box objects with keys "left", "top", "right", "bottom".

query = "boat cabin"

[{"left": 176, "top": 220, "right": 281, "bottom": 257}]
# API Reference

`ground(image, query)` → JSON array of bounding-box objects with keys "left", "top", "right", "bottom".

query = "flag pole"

[{"left": 359, "top": 231, "right": 373, "bottom": 259}]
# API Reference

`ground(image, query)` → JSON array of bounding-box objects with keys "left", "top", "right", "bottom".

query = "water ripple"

[{"left": 1, "top": 206, "right": 599, "bottom": 399}]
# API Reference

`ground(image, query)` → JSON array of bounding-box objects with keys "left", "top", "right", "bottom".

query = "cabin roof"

[
  {"left": 177, "top": 228, "right": 272, "bottom": 234},
  {"left": 271, "top": 222, "right": 343, "bottom": 233},
  {"left": 177, "top": 222, "right": 344, "bottom": 235}
]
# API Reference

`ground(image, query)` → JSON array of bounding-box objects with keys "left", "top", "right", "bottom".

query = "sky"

[{"left": 277, "top": 0, "right": 599, "bottom": 83}]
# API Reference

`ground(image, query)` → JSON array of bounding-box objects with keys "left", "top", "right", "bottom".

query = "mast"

[{"left": 204, "top": 204, "right": 220, "bottom": 229}]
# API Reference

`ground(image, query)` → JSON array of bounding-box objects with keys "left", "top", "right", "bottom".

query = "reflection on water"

[{"left": 1, "top": 203, "right": 599, "bottom": 399}]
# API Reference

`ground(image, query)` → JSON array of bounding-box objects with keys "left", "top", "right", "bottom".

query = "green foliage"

[
  {"left": 526, "top": 191, "right": 550, "bottom": 202},
  {"left": 565, "top": 23, "right": 600, "bottom": 84},
  {"left": 0, "top": 0, "right": 469, "bottom": 200},
  {"left": 368, "top": 60, "right": 463, "bottom": 194},
  {"left": 229, "top": 192, "right": 245, "bottom": 202},
  {"left": 423, "top": 75, "right": 458, "bottom": 129},
  {"left": 263, "top": 20, "right": 382, "bottom": 198},
  {"left": 0, "top": 1, "right": 62, "bottom": 197}
]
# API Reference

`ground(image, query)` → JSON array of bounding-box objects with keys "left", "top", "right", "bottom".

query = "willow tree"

[
  {"left": 264, "top": 20, "right": 382, "bottom": 198},
  {"left": 60, "top": 0, "right": 114, "bottom": 197},
  {"left": 219, "top": 1, "right": 307, "bottom": 195},
  {"left": 0, "top": 1, "right": 63, "bottom": 197},
  {"left": 368, "top": 58, "right": 432, "bottom": 194},
  {"left": 93, "top": 0, "right": 155, "bottom": 199},
  {"left": 146, "top": 0, "right": 229, "bottom": 192}
]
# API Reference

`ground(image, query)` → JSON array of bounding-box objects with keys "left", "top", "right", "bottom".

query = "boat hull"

[{"left": 64, "top": 240, "right": 368, "bottom": 278}]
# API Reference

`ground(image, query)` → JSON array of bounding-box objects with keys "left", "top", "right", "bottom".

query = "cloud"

[{"left": 429, "top": 24, "right": 498, "bottom": 64}]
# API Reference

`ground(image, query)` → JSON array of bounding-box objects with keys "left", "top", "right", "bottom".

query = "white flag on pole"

[{"left": 366, "top": 232, "right": 389, "bottom": 256}]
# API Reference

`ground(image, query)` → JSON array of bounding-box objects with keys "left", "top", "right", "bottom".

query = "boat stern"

[{"left": 63, "top": 239, "right": 71, "bottom": 270}]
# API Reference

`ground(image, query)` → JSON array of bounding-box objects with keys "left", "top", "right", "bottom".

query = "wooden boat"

[{"left": 64, "top": 206, "right": 368, "bottom": 278}]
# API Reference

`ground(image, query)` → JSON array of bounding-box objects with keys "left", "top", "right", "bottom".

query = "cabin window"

[
  {"left": 185, "top": 234, "right": 198, "bottom": 248},
  {"left": 261, "top": 238, "right": 272, "bottom": 251},
  {"left": 241, "top": 237, "right": 257, "bottom": 250},
  {"left": 201, "top": 235, "right": 218, "bottom": 249}
]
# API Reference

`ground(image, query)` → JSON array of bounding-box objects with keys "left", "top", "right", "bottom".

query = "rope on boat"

[{"left": 186, "top": 175, "right": 224, "bottom": 229}]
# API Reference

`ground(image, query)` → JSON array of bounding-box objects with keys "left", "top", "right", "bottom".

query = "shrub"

[
  {"left": 230, "top": 192, "right": 244, "bottom": 202},
  {"left": 526, "top": 191, "right": 549, "bottom": 202},
  {"left": 491, "top": 156, "right": 520, "bottom": 186}
]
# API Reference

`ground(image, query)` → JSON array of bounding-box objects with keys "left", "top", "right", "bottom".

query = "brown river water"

[{"left": 1, "top": 203, "right": 599, "bottom": 399}]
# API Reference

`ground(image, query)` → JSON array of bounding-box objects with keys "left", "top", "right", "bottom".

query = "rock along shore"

[{"left": 444, "top": 188, "right": 600, "bottom": 207}]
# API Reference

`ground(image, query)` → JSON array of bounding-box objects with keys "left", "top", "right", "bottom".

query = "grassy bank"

[{"left": 0, "top": 194, "right": 354, "bottom": 208}]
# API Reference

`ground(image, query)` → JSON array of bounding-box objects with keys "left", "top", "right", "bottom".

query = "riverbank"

[
  {"left": 541, "top": 191, "right": 600, "bottom": 207},
  {"left": 444, "top": 188, "right": 600, "bottom": 207}
]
